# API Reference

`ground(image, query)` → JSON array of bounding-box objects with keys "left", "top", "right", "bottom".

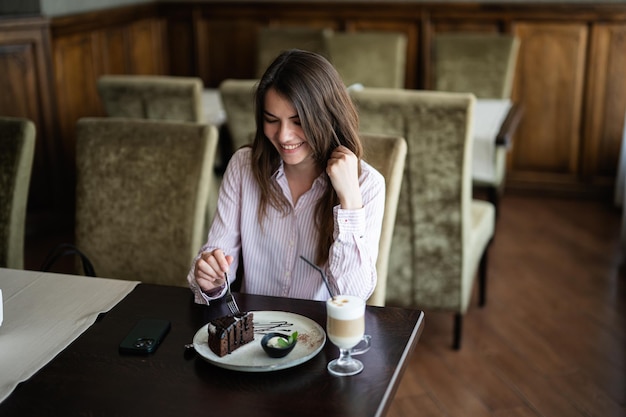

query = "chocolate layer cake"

[{"left": 207, "top": 312, "right": 254, "bottom": 357}]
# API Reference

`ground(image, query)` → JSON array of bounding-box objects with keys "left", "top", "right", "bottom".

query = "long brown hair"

[{"left": 251, "top": 49, "right": 362, "bottom": 265}]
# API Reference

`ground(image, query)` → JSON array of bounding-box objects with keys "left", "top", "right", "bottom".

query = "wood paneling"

[
  {"left": 0, "top": 43, "right": 39, "bottom": 120},
  {"left": 583, "top": 24, "right": 626, "bottom": 181},
  {"left": 49, "top": 6, "right": 167, "bottom": 209},
  {"left": 509, "top": 22, "right": 588, "bottom": 186},
  {"left": 194, "top": 16, "right": 260, "bottom": 86},
  {"left": 53, "top": 32, "right": 102, "bottom": 168},
  {"left": 0, "top": 17, "right": 59, "bottom": 219},
  {"left": 163, "top": 6, "right": 196, "bottom": 77},
  {"left": 128, "top": 18, "right": 166, "bottom": 74},
  {"left": 99, "top": 26, "right": 127, "bottom": 74}
]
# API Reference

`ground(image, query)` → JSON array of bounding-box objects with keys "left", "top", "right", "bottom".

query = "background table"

[{"left": 0, "top": 283, "right": 424, "bottom": 417}]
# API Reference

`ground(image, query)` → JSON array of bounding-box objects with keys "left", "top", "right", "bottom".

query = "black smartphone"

[{"left": 119, "top": 318, "right": 171, "bottom": 355}]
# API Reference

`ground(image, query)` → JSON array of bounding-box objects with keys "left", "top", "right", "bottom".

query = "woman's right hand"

[{"left": 194, "top": 248, "right": 234, "bottom": 293}]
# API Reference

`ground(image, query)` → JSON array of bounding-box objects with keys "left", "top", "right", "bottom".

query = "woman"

[{"left": 187, "top": 49, "right": 385, "bottom": 304}]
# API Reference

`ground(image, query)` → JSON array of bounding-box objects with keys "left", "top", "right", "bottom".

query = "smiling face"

[{"left": 263, "top": 88, "right": 314, "bottom": 168}]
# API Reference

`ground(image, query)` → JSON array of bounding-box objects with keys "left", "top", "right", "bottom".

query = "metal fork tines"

[{"left": 224, "top": 272, "right": 240, "bottom": 315}]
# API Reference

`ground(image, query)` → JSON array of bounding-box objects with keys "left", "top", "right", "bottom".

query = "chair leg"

[
  {"left": 453, "top": 313, "right": 462, "bottom": 350},
  {"left": 479, "top": 246, "right": 489, "bottom": 307},
  {"left": 487, "top": 185, "right": 500, "bottom": 219}
]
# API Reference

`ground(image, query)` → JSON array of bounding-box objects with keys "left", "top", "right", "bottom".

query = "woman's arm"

[
  {"left": 326, "top": 163, "right": 385, "bottom": 300},
  {"left": 187, "top": 149, "right": 247, "bottom": 304}
]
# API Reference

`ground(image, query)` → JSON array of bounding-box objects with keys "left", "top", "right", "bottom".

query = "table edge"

[{"left": 374, "top": 309, "right": 425, "bottom": 417}]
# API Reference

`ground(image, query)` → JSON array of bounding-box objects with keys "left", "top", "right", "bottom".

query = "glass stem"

[{"left": 337, "top": 348, "right": 352, "bottom": 365}]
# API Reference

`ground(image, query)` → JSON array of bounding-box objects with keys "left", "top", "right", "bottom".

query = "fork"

[{"left": 223, "top": 272, "right": 240, "bottom": 315}]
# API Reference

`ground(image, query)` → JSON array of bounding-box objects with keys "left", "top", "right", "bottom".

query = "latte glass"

[{"left": 326, "top": 295, "right": 371, "bottom": 376}]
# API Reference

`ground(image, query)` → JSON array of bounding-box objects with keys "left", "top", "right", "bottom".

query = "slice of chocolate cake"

[{"left": 207, "top": 312, "right": 254, "bottom": 357}]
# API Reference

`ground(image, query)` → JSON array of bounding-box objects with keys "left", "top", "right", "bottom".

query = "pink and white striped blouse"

[{"left": 187, "top": 147, "right": 385, "bottom": 304}]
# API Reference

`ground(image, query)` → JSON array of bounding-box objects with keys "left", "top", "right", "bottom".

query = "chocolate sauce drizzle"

[{"left": 253, "top": 320, "right": 294, "bottom": 334}]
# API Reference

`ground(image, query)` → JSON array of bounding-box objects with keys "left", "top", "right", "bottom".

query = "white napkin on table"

[{"left": 0, "top": 269, "right": 138, "bottom": 403}]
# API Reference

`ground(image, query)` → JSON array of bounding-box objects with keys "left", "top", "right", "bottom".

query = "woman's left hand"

[{"left": 326, "top": 145, "right": 363, "bottom": 210}]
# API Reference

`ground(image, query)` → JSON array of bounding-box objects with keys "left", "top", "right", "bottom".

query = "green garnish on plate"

[{"left": 275, "top": 331, "right": 298, "bottom": 348}]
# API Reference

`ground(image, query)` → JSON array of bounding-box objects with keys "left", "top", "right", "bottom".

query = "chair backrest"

[
  {"left": 97, "top": 75, "right": 205, "bottom": 122},
  {"left": 219, "top": 79, "right": 258, "bottom": 153},
  {"left": 0, "top": 117, "right": 35, "bottom": 269},
  {"left": 75, "top": 118, "right": 219, "bottom": 286},
  {"left": 256, "top": 27, "right": 333, "bottom": 77},
  {"left": 432, "top": 33, "right": 520, "bottom": 99},
  {"left": 326, "top": 31, "right": 407, "bottom": 88},
  {"left": 350, "top": 88, "right": 475, "bottom": 310},
  {"left": 360, "top": 133, "right": 407, "bottom": 307}
]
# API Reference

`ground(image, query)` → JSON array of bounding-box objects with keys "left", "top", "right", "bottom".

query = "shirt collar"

[{"left": 272, "top": 160, "right": 328, "bottom": 188}]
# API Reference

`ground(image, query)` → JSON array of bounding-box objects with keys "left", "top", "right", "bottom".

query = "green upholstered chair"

[
  {"left": 96, "top": 74, "right": 221, "bottom": 231},
  {"left": 74, "top": 118, "right": 219, "bottom": 286},
  {"left": 218, "top": 79, "right": 258, "bottom": 153},
  {"left": 350, "top": 88, "right": 495, "bottom": 349},
  {"left": 0, "top": 117, "right": 35, "bottom": 269},
  {"left": 326, "top": 31, "right": 407, "bottom": 88},
  {"left": 360, "top": 133, "right": 407, "bottom": 307},
  {"left": 256, "top": 27, "right": 333, "bottom": 77},
  {"left": 97, "top": 75, "right": 205, "bottom": 123},
  {"left": 432, "top": 33, "right": 519, "bottom": 99},
  {"left": 432, "top": 33, "right": 521, "bottom": 214}
]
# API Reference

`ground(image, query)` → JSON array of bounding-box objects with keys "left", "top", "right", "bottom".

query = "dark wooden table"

[{"left": 0, "top": 284, "right": 424, "bottom": 417}]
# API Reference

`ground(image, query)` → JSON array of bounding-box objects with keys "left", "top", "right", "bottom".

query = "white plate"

[{"left": 193, "top": 310, "right": 326, "bottom": 372}]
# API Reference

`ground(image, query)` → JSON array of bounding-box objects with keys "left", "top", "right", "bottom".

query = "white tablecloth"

[
  {"left": 471, "top": 99, "right": 512, "bottom": 183},
  {"left": 202, "top": 89, "right": 227, "bottom": 126},
  {"left": 0, "top": 268, "right": 139, "bottom": 403}
]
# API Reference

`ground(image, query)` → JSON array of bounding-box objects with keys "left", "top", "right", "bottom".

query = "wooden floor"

[
  {"left": 23, "top": 194, "right": 625, "bottom": 417},
  {"left": 387, "top": 194, "right": 626, "bottom": 417}
]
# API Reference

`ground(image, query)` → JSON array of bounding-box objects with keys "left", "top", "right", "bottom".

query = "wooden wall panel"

[
  {"left": 265, "top": 18, "right": 340, "bottom": 30},
  {"left": 0, "top": 17, "right": 59, "bottom": 218},
  {"left": 509, "top": 22, "right": 588, "bottom": 186},
  {"left": 0, "top": 44, "right": 38, "bottom": 117},
  {"left": 99, "top": 27, "right": 127, "bottom": 74},
  {"left": 50, "top": 7, "right": 167, "bottom": 210},
  {"left": 128, "top": 18, "right": 166, "bottom": 74},
  {"left": 52, "top": 32, "right": 102, "bottom": 178},
  {"left": 583, "top": 24, "right": 626, "bottom": 181},
  {"left": 164, "top": 8, "right": 195, "bottom": 77},
  {"left": 195, "top": 17, "right": 260, "bottom": 86}
]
